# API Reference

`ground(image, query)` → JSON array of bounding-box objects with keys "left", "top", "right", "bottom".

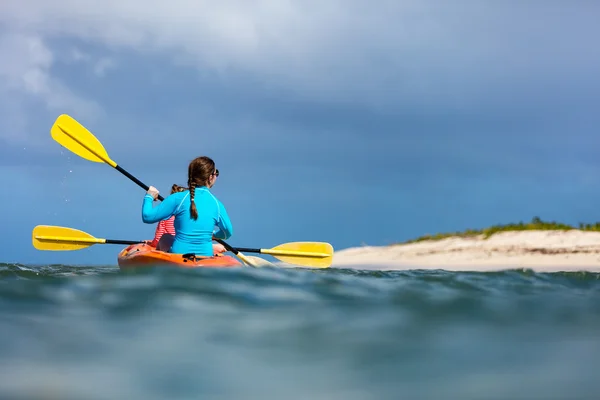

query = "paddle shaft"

[
  {"left": 115, "top": 165, "right": 165, "bottom": 201},
  {"left": 214, "top": 238, "right": 240, "bottom": 255},
  {"left": 234, "top": 247, "right": 261, "bottom": 253},
  {"left": 106, "top": 239, "right": 142, "bottom": 245},
  {"left": 35, "top": 236, "right": 140, "bottom": 245},
  {"left": 233, "top": 247, "right": 330, "bottom": 258}
]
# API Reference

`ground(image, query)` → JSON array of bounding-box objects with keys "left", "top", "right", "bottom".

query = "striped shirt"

[{"left": 149, "top": 216, "right": 176, "bottom": 247}]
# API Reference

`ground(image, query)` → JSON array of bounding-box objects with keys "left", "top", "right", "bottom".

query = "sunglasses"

[{"left": 213, "top": 169, "right": 219, "bottom": 177}]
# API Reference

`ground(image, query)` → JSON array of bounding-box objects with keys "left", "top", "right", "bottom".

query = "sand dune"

[{"left": 332, "top": 230, "right": 600, "bottom": 272}]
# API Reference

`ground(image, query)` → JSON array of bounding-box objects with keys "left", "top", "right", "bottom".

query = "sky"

[{"left": 1, "top": 1, "right": 600, "bottom": 265}]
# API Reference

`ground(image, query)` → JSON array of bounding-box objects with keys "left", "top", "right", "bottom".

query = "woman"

[
  {"left": 146, "top": 183, "right": 226, "bottom": 255},
  {"left": 142, "top": 156, "right": 232, "bottom": 256}
]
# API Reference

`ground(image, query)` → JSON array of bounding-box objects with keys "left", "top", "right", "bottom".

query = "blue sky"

[{"left": 1, "top": 1, "right": 600, "bottom": 265}]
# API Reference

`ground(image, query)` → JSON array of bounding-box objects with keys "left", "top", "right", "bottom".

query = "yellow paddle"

[
  {"left": 32, "top": 225, "right": 333, "bottom": 268},
  {"left": 234, "top": 242, "right": 333, "bottom": 268},
  {"left": 51, "top": 114, "right": 161, "bottom": 200},
  {"left": 32, "top": 225, "right": 141, "bottom": 251}
]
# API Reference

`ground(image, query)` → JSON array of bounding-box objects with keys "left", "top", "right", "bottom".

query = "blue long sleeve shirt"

[{"left": 141, "top": 187, "right": 233, "bottom": 256}]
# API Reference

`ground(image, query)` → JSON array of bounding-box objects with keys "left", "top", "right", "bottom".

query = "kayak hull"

[{"left": 117, "top": 243, "right": 242, "bottom": 269}]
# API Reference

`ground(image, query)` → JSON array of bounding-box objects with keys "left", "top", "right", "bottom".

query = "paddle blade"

[
  {"left": 270, "top": 242, "right": 334, "bottom": 268},
  {"left": 51, "top": 114, "right": 117, "bottom": 167},
  {"left": 32, "top": 225, "right": 104, "bottom": 251}
]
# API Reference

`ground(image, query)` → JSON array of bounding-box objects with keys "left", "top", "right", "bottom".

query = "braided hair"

[{"left": 187, "top": 156, "right": 216, "bottom": 220}]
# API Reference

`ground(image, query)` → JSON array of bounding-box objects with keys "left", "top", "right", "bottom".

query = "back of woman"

[
  {"left": 170, "top": 186, "right": 231, "bottom": 255},
  {"left": 142, "top": 156, "right": 233, "bottom": 256}
]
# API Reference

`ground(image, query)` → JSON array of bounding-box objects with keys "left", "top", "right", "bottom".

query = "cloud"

[
  {"left": 1, "top": 0, "right": 598, "bottom": 111},
  {"left": 0, "top": 32, "right": 102, "bottom": 146},
  {"left": 2, "top": 1, "right": 599, "bottom": 126}
]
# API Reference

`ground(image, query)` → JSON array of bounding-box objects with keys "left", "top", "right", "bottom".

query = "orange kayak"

[{"left": 117, "top": 243, "right": 242, "bottom": 269}]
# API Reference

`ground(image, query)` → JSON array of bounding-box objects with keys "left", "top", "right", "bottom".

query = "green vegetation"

[{"left": 402, "top": 216, "right": 600, "bottom": 244}]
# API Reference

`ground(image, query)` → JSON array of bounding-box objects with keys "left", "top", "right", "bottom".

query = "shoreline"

[{"left": 332, "top": 230, "right": 600, "bottom": 272}]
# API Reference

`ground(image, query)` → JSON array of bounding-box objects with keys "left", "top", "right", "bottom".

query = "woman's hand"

[
  {"left": 212, "top": 243, "right": 226, "bottom": 255},
  {"left": 147, "top": 186, "right": 160, "bottom": 200}
]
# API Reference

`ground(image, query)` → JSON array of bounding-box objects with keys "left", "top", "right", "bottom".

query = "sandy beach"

[{"left": 332, "top": 230, "right": 600, "bottom": 272}]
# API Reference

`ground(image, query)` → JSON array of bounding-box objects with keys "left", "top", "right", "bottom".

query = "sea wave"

[{"left": 0, "top": 263, "right": 599, "bottom": 399}]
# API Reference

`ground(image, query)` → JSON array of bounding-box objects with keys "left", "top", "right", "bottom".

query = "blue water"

[{"left": 1, "top": 262, "right": 599, "bottom": 399}]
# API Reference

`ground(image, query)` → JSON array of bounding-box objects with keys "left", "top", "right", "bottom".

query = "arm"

[
  {"left": 213, "top": 201, "right": 233, "bottom": 240},
  {"left": 141, "top": 193, "right": 182, "bottom": 224}
]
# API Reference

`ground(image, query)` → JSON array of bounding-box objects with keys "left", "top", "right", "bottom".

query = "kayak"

[{"left": 117, "top": 243, "right": 242, "bottom": 269}]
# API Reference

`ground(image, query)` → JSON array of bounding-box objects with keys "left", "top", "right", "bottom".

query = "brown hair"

[
  {"left": 170, "top": 184, "right": 187, "bottom": 194},
  {"left": 187, "top": 156, "right": 217, "bottom": 220}
]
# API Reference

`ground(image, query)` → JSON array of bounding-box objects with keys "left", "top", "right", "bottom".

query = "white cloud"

[
  {"left": 0, "top": 33, "right": 52, "bottom": 93},
  {"left": 0, "top": 0, "right": 598, "bottom": 149},
  {"left": 1, "top": 0, "right": 597, "bottom": 110},
  {"left": 0, "top": 33, "right": 102, "bottom": 145}
]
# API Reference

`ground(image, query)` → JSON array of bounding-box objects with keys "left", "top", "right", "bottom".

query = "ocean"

[{"left": 1, "top": 262, "right": 599, "bottom": 400}]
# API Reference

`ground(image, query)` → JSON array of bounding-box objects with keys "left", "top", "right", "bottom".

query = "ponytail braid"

[
  {"left": 187, "top": 156, "right": 215, "bottom": 221},
  {"left": 189, "top": 181, "right": 198, "bottom": 220}
]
